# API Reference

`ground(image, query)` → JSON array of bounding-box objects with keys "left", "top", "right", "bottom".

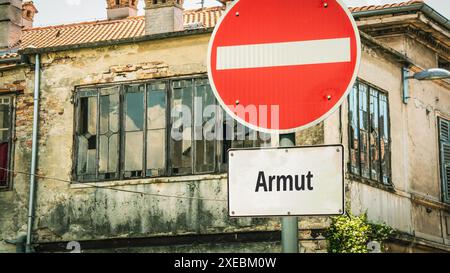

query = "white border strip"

[{"left": 217, "top": 38, "right": 351, "bottom": 70}]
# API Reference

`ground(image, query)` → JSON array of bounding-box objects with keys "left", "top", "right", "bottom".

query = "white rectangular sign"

[{"left": 228, "top": 145, "right": 344, "bottom": 217}]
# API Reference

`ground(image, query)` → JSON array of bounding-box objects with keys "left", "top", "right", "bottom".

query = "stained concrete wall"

[{"left": 378, "top": 35, "right": 439, "bottom": 70}]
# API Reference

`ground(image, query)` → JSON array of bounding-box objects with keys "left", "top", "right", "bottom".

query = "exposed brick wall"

[
  {"left": 0, "top": 80, "right": 25, "bottom": 93},
  {"left": 15, "top": 94, "right": 34, "bottom": 151},
  {"left": 80, "top": 61, "right": 171, "bottom": 85}
]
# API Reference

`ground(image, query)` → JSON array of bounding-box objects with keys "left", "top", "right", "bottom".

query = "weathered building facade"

[{"left": 0, "top": 0, "right": 449, "bottom": 253}]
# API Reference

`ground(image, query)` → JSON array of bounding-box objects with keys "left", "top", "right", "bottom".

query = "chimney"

[
  {"left": 144, "top": 0, "right": 184, "bottom": 35},
  {"left": 0, "top": 0, "right": 23, "bottom": 49},
  {"left": 22, "top": 1, "right": 37, "bottom": 29},
  {"left": 106, "top": 0, "right": 139, "bottom": 20}
]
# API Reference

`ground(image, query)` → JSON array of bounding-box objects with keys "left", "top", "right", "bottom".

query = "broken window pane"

[
  {"left": 349, "top": 85, "right": 360, "bottom": 175},
  {"left": 124, "top": 85, "right": 145, "bottom": 178},
  {"left": 369, "top": 88, "right": 380, "bottom": 182},
  {"left": 219, "top": 110, "right": 269, "bottom": 171},
  {"left": 359, "top": 83, "right": 370, "bottom": 179},
  {"left": 379, "top": 94, "right": 390, "bottom": 184},
  {"left": 87, "top": 96, "right": 97, "bottom": 136},
  {"left": 77, "top": 95, "right": 98, "bottom": 180},
  {"left": 170, "top": 80, "right": 193, "bottom": 175},
  {"left": 244, "top": 127, "right": 258, "bottom": 148},
  {"left": 75, "top": 77, "right": 268, "bottom": 182},
  {"left": 146, "top": 82, "right": 167, "bottom": 177},
  {"left": 348, "top": 81, "right": 391, "bottom": 185},
  {"left": 194, "top": 80, "right": 216, "bottom": 173}
]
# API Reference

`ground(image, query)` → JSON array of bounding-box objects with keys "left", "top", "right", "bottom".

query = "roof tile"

[
  {"left": 19, "top": 1, "right": 425, "bottom": 50},
  {"left": 0, "top": 52, "right": 19, "bottom": 60}
]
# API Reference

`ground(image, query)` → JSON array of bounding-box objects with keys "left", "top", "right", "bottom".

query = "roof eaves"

[
  {"left": 0, "top": 49, "right": 22, "bottom": 64},
  {"left": 359, "top": 31, "right": 414, "bottom": 67},
  {"left": 19, "top": 27, "right": 214, "bottom": 55},
  {"left": 352, "top": 1, "right": 425, "bottom": 17},
  {"left": 352, "top": 2, "right": 449, "bottom": 30}
]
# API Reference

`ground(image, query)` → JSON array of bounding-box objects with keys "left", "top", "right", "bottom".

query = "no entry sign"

[{"left": 207, "top": 0, "right": 361, "bottom": 133}]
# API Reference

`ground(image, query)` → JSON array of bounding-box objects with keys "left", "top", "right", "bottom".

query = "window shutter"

[
  {"left": 440, "top": 119, "right": 450, "bottom": 203},
  {"left": 440, "top": 118, "right": 449, "bottom": 142}
]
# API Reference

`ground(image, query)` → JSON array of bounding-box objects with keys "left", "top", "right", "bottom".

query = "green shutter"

[
  {"left": 440, "top": 118, "right": 449, "bottom": 142},
  {"left": 440, "top": 119, "right": 450, "bottom": 203}
]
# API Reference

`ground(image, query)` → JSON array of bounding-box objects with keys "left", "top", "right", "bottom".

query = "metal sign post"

[
  {"left": 216, "top": 0, "right": 359, "bottom": 255},
  {"left": 280, "top": 133, "right": 299, "bottom": 253}
]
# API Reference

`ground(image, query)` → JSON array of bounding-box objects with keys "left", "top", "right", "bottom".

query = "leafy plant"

[{"left": 326, "top": 212, "right": 394, "bottom": 253}]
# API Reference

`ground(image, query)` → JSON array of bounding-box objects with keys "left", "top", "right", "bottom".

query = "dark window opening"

[
  {"left": 75, "top": 77, "right": 270, "bottom": 182},
  {"left": 0, "top": 97, "right": 13, "bottom": 189},
  {"left": 348, "top": 81, "right": 391, "bottom": 185}
]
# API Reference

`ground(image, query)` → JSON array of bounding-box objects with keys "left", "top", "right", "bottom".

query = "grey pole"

[
  {"left": 279, "top": 133, "right": 299, "bottom": 253},
  {"left": 26, "top": 54, "right": 40, "bottom": 253}
]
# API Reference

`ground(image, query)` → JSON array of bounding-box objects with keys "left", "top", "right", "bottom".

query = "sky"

[{"left": 32, "top": 0, "right": 449, "bottom": 27}]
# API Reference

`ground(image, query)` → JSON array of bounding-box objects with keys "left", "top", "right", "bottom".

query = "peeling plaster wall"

[
  {"left": 0, "top": 65, "right": 34, "bottom": 252},
  {"left": 18, "top": 34, "right": 284, "bottom": 251}
]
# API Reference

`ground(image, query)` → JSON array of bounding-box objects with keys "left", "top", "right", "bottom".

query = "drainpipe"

[{"left": 26, "top": 54, "right": 40, "bottom": 253}]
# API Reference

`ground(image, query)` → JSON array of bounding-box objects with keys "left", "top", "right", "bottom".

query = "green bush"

[{"left": 326, "top": 212, "right": 394, "bottom": 253}]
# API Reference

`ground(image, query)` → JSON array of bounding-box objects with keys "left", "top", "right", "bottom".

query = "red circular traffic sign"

[{"left": 207, "top": 0, "right": 361, "bottom": 133}]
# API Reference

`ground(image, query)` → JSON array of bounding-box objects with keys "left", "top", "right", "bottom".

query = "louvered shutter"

[{"left": 439, "top": 119, "right": 450, "bottom": 203}]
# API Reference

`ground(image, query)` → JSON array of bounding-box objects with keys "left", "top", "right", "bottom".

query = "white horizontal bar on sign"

[{"left": 216, "top": 38, "right": 351, "bottom": 70}]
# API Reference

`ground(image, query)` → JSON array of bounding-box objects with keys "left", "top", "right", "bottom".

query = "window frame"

[
  {"left": 73, "top": 75, "right": 263, "bottom": 183},
  {"left": 347, "top": 79, "right": 392, "bottom": 185},
  {"left": 0, "top": 95, "right": 15, "bottom": 191}
]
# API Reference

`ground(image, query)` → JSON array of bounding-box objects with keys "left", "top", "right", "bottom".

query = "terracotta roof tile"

[
  {"left": 21, "top": 6, "right": 226, "bottom": 49},
  {"left": 21, "top": 16, "right": 146, "bottom": 49},
  {"left": 20, "top": 1, "right": 426, "bottom": 50},
  {"left": 0, "top": 52, "right": 19, "bottom": 60},
  {"left": 184, "top": 6, "right": 224, "bottom": 28},
  {"left": 349, "top": 0, "right": 423, "bottom": 12}
]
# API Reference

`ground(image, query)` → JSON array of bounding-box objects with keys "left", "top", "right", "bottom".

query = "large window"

[
  {"left": 348, "top": 81, "right": 391, "bottom": 184},
  {"left": 0, "top": 97, "right": 13, "bottom": 189},
  {"left": 75, "top": 77, "right": 270, "bottom": 182},
  {"left": 438, "top": 118, "right": 450, "bottom": 204}
]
